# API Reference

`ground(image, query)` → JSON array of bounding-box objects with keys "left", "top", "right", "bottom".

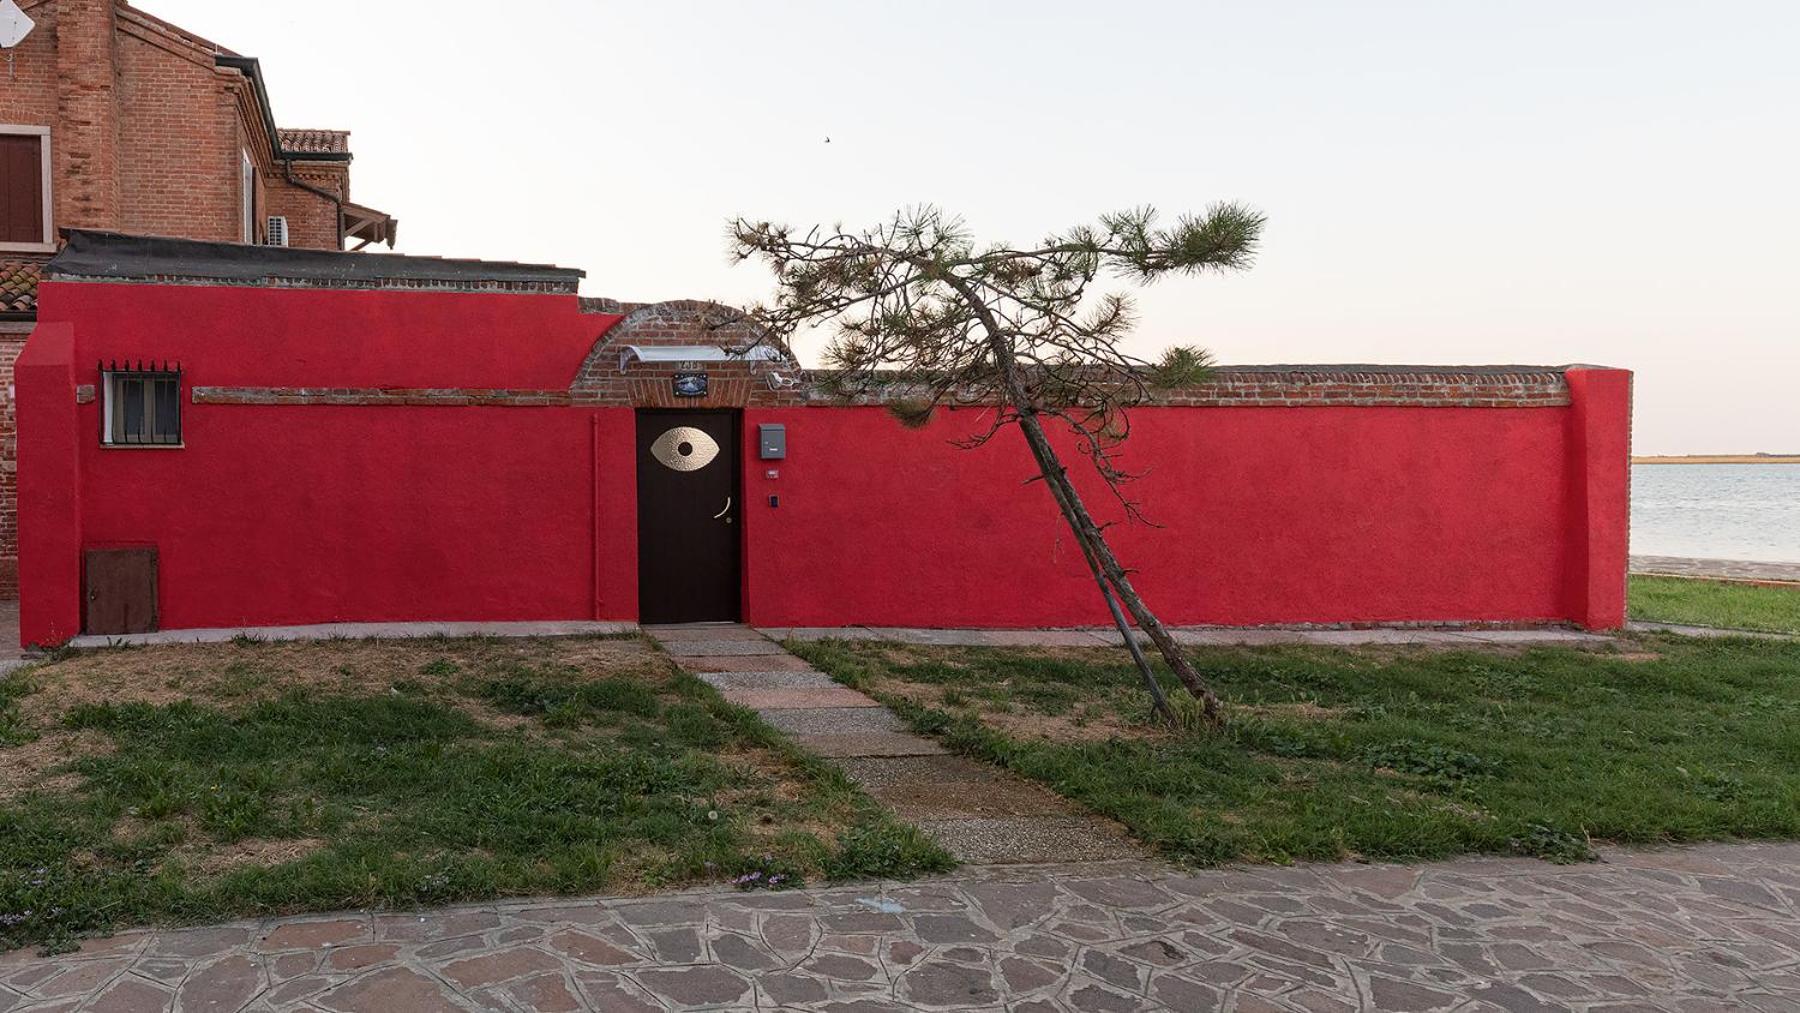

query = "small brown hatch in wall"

[{"left": 84, "top": 548, "right": 159, "bottom": 635}]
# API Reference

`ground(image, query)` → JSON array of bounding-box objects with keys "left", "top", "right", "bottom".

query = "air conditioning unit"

[{"left": 264, "top": 216, "right": 289, "bottom": 247}]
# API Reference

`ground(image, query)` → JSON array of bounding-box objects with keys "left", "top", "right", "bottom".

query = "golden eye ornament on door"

[{"left": 649, "top": 426, "right": 721, "bottom": 472}]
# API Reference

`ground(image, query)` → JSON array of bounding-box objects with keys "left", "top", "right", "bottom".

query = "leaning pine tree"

[{"left": 729, "top": 204, "right": 1265, "bottom": 726}]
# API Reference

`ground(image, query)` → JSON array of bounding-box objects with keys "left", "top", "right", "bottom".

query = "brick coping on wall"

[{"left": 190, "top": 365, "right": 1572, "bottom": 410}]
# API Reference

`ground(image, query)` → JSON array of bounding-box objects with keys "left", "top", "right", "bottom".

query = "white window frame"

[
  {"left": 101, "top": 369, "right": 185, "bottom": 449},
  {"left": 240, "top": 150, "right": 256, "bottom": 243},
  {"left": 0, "top": 124, "right": 54, "bottom": 253}
]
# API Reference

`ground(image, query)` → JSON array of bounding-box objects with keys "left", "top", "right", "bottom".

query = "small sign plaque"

[{"left": 672, "top": 372, "right": 708, "bottom": 398}]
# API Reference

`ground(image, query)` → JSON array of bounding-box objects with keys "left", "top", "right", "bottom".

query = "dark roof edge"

[
  {"left": 215, "top": 55, "right": 353, "bottom": 163},
  {"left": 47, "top": 231, "right": 584, "bottom": 292}
]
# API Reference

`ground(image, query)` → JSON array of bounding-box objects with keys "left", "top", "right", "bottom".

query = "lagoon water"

[{"left": 1631, "top": 464, "right": 1800, "bottom": 563}]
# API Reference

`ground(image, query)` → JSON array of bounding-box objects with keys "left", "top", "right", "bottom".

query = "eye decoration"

[{"left": 650, "top": 426, "right": 720, "bottom": 472}]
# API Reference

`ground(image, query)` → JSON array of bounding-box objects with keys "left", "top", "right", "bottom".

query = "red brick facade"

[
  {"left": 1, "top": 1, "right": 364, "bottom": 250},
  {"left": 0, "top": 0, "right": 388, "bottom": 597}
]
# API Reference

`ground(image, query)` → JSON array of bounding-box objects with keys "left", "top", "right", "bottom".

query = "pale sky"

[{"left": 148, "top": 0, "right": 1797, "bottom": 454}]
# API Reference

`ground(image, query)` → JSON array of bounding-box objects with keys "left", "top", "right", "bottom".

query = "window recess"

[{"left": 101, "top": 361, "right": 183, "bottom": 447}]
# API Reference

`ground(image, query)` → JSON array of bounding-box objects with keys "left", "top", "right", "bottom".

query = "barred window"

[{"left": 102, "top": 364, "right": 182, "bottom": 446}]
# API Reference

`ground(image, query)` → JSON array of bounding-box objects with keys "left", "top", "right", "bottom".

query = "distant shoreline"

[{"left": 1634, "top": 455, "right": 1800, "bottom": 465}]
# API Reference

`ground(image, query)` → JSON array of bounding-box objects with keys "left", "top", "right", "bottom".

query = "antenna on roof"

[{"left": 0, "top": 0, "right": 34, "bottom": 79}]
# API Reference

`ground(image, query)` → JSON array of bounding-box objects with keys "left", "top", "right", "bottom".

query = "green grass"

[
  {"left": 0, "top": 636, "right": 949, "bottom": 953},
  {"left": 1630, "top": 574, "right": 1800, "bottom": 634},
  {"left": 790, "top": 635, "right": 1800, "bottom": 869}
]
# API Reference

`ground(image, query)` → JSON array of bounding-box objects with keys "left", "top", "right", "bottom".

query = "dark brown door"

[
  {"left": 637, "top": 410, "right": 741, "bottom": 624},
  {"left": 84, "top": 548, "right": 159, "bottom": 635}
]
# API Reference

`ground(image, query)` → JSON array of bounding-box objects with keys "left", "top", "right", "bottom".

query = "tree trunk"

[
  {"left": 937, "top": 269, "right": 1225, "bottom": 726},
  {"left": 1008, "top": 405, "right": 1222, "bottom": 725}
]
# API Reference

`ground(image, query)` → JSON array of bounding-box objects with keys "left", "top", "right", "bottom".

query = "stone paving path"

[
  {"left": 645, "top": 624, "right": 1146, "bottom": 864},
  {"left": 6, "top": 843, "right": 1800, "bottom": 1011},
  {"left": 1632, "top": 555, "right": 1800, "bottom": 584}
]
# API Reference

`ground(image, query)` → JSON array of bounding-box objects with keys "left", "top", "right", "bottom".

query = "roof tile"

[
  {"left": 0, "top": 259, "right": 41, "bottom": 315},
  {"left": 278, "top": 128, "right": 351, "bottom": 154}
]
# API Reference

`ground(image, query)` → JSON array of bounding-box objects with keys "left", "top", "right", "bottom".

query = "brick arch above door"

[{"left": 570, "top": 300, "right": 803, "bottom": 408}]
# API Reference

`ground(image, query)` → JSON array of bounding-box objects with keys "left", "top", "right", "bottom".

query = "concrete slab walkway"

[
  {"left": 762, "top": 625, "right": 1619, "bottom": 649},
  {"left": 645, "top": 624, "right": 1148, "bottom": 865},
  {"left": 5, "top": 842, "right": 1799, "bottom": 1011},
  {"left": 64, "top": 620, "right": 635, "bottom": 650},
  {"left": 1632, "top": 555, "right": 1800, "bottom": 584}
]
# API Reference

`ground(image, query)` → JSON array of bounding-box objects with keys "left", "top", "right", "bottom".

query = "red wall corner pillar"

[
  {"left": 17, "top": 323, "right": 84, "bottom": 648},
  {"left": 1564, "top": 366, "right": 1633, "bottom": 630}
]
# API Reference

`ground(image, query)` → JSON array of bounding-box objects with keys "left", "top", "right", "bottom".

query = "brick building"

[{"left": 0, "top": 0, "right": 393, "bottom": 594}]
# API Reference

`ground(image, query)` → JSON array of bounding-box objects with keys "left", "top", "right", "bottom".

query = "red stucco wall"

[
  {"left": 17, "top": 279, "right": 1631, "bottom": 646},
  {"left": 741, "top": 405, "right": 1580, "bottom": 629}
]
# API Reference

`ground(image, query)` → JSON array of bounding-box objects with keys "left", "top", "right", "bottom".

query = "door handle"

[{"left": 713, "top": 496, "right": 733, "bottom": 520}]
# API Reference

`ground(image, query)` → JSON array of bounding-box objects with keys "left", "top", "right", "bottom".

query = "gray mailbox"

[{"left": 758, "top": 423, "right": 787, "bottom": 460}]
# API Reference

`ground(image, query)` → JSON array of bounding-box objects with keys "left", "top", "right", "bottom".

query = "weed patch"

[
  {"left": 0, "top": 635, "right": 949, "bottom": 952},
  {"left": 792, "top": 635, "right": 1800, "bottom": 869}
]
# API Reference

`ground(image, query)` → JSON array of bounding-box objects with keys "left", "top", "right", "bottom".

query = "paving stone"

[
  {"left": 789, "top": 732, "right": 948, "bottom": 757},
  {"left": 1065, "top": 979, "right": 1142, "bottom": 1011},
  {"left": 1064, "top": 877, "right": 1172, "bottom": 910},
  {"left": 174, "top": 955, "right": 263, "bottom": 1012},
  {"left": 711, "top": 933, "right": 778, "bottom": 971},
  {"left": 636, "top": 965, "right": 753, "bottom": 1007},
  {"left": 645, "top": 624, "right": 757, "bottom": 640},
  {"left": 314, "top": 966, "right": 466, "bottom": 1012},
  {"left": 999, "top": 956, "right": 1060, "bottom": 993},
  {"left": 915, "top": 816, "right": 1145, "bottom": 863},
  {"left": 85, "top": 975, "right": 173, "bottom": 1013},
  {"left": 760, "top": 971, "right": 831, "bottom": 1005},
  {"left": 680, "top": 652, "right": 819, "bottom": 672},
  {"left": 1080, "top": 949, "right": 1144, "bottom": 991},
  {"left": 260, "top": 918, "right": 365, "bottom": 951},
  {"left": 35, "top": 959, "right": 130, "bottom": 998},
  {"left": 724, "top": 686, "right": 882, "bottom": 709},
  {"left": 374, "top": 910, "right": 501, "bottom": 942},
  {"left": 572, "top": 970, "right": 664, "bottom": 1012},
  {"left": 758, "top": 706, "right": 906, "bottom": 735},
  {"left": 148, "top": 925, "right": 256, "bottom": 959},
  {"left": 326, "top": 944, "right": 399, "bottom": 971},
  {"left": 660, "top": 639, "right": 785, "bottom": 656},
  {"left": 697, "top": 669, "right": 841, "bottom": 690},
  {"left": 899, "top": 959, "right": 999, "bottom": 1007},
  {"left": 804, "top": 953, "right": 882, "bottom": 981},
  {"left": 914, "top": 914, "right": 1000, "bottom": 944},
  {"left": 966, "top": 882, "right": 1062, "bottom": 929},
  {"left": 546, "top": 928, "right": 639, "bottom": 966},
  {"left": 841, "top": 760, "right": 1074, "bottom": 820},
  {"left": 439, "top": 946, "right": 561, "bottom": 988},
  {"left": 647, "top": 927, "right": 705, "bottom": 963},
  {"left": 1367, "top": 975, "right": 1462, "bottom": 1011},
  {"left": 499, "top": 972, "right": 583, "bottom": 1012}
]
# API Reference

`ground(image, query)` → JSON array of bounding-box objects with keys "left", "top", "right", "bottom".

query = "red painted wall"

[
  {"left": 77, "top": 405, "right": 639, "bottom": 630},
  {"left": 53, "top": 282, "right": 617, "bottom": 389},
  {"left": 19, "top": 281, "right": 635, "bottom": 644},
  {"left": 742, "top": 406, "right": 1580, "bottom": 629},
  {"left": 17, "top": 278, "right": 1631, "bottom": 646}
]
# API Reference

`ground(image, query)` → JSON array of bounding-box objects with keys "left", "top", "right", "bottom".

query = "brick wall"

[
  {"left": 116, "top": 20, "right": 244, "bottom": 242},
  {"left": 0, "top": 4, "right": 62, "bottom": 135},
  {"left": 1, "top": 1, "right": 357, "bottom": 247},
  {"left": 0, "top": 332, "right": 26, "bottom": 597},
  {"left": 53, "top": 0, "right": 125, "bottom": 229},
  {"left": 264, "top": 164, "right": 348, "bottom": 252}
]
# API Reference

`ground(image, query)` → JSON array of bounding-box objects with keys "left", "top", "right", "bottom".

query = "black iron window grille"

[{"left": 101, "top": 361, "right": 182, "bottom": 446}]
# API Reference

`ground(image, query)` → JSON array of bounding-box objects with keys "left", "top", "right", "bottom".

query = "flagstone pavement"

[{"left": 4, "top": 843, "right": 1800, "bottom": 1011}]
